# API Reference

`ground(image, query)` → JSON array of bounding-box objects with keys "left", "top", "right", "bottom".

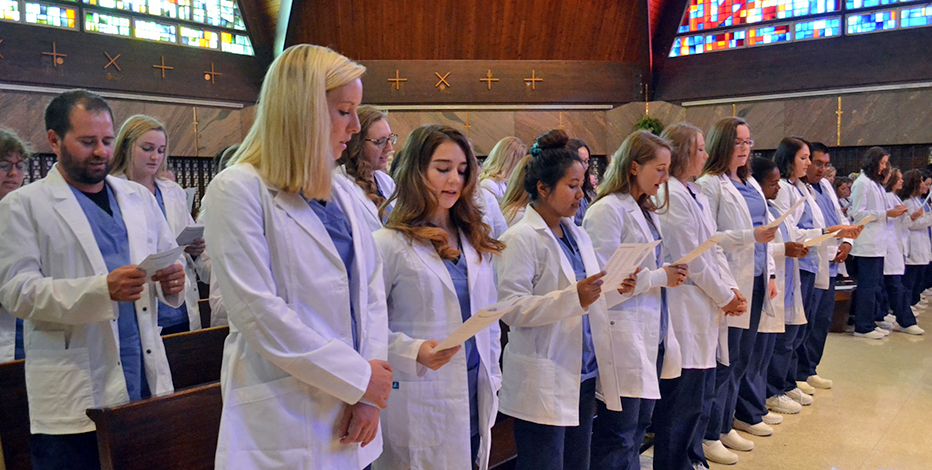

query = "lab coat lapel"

[
  {"left": 46, "top": 165, "right": 109, "bottom": 275},
  {"left": 719, "top": 174, "right": 753, "bottom": 227},
  {"left": 411, "top": 238, "right": 457, "bottom": 296},
  {"left": 618, "top": 193, "right": 653, "bottom": 244},
  {"left": 525, "top": 205, "right": 577, "bottom": 285},
  {"left": 461, "top": 235, "right": 482, "bottom": 299},
  {"left": 272, "top": 189, "right": 343, "bottom": 268}
]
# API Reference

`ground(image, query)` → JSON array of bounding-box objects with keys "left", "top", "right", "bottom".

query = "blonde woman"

[
  {"left": 500, "top": 155, "right": 532, "bottom": 226},
  {"left": 479, "top": 136, "right": 526, "bottom": 201},
  {"left": 111, "top": 115, "right": 205, "bottom": 333},
  {"left": 337, "top": 105, "right": 397, "bottom": 232},
  {"left": 203, "top": 45, "right": 392, "bottom": 469}
]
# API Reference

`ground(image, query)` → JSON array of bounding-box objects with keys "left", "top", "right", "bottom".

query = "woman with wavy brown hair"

[
  {"left": 337, "top": 105, "right": 398, "bottom": 232},
  {"left": 372, "top": 124, "right": 504, "bottom": 470}
]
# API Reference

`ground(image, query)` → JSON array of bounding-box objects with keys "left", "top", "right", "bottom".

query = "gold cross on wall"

[
  {"left": 480, "top": 70, "right": 499, "bottom": 90},
  {"left": 435, "top": 72, "right": 451, "bottom": 88},
  {"left": 524, "top": 70, "right": 543, "bottom": 90},
  {"left": 152, "top": 56, "right": 173, "bottom": 79},
  {"left": 42, "top": 42, "right": 67, "bottom": 67},
  {"left": 387, "top": 70, "right": 407, "bottom": 90},
  {"left": 203, "top": 62, "right": 222, "bottom": 84},
  {"left": 103, "top": 52, "right": 121, "bottom": 71}
]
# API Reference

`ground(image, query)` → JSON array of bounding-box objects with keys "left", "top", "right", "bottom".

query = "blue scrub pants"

[
  {"left": 797, "top": 278, "right": 836, "bottom": 381},
  {"left": 885, "top": 274, "right": 917, "bottom": 328},
  {"left": 653, "top": 367, "right": 716, "bottom": 470},
  {"left": 850, "top": 256, "right": 885, "bottom": 334},
  {"left": 705, "top": 275, "right": 765, "bottom": 440},
  {"left": 736, "top": 332, "right": 777, "bottom": 424},
  {"left": 904, "top": 264, "right": 925, "bottom": 306},
  {"left": 30, "top": 432, "right": 100, "bottom": 470},
  {"left": 513, "top": 377, "right": 596, "bottom": 470},
  {"left": 768, "top": 270, "right": 815, "bottom": 396}
]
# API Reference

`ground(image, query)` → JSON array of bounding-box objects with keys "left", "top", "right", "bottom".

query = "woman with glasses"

[
  {"left": 568, "top": 139, "right": 596, "bottom": 226},
  {"left": 479, "top": 136, "right": 526, "bottom": 202},
  {"left": 696, "top": 117, "right": 776, "bottom": 465},
  {"left": 338, "top": 105, "right": 398, "bottom": 232},
  {"left": 0, "top": 129, "right": 31, "bottom": 362}
]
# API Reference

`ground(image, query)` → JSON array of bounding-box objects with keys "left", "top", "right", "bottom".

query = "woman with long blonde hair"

[
  {"left": 479, "top": 136, "right": 526, "bottom": 201},
  {"left": 337, "top": 105, "right": 398, "bottom": 232},
  {"left": 111, "top": 114, "right": 206, "bottom": 333},
  {"left": 203, "top": 44, "right": 392, "bottom": 469},
  {"left": 500, "top": 154, "right": 532, "bottom": 226}
]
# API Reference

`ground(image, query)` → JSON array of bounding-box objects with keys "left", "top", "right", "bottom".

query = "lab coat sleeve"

[
  {"left": 493, "top": 231, "right": 586, "bottom": 327},
  {"left": 481, "top": 187, "right": 509, "bottom": 239},
  {"left": 488, "top": 318, "right": 503, "bottom": 391},
  {"left": 0, "top": 194, "right": 115, "bottom": 325},
  {"left": 850, "top": 177, "right": 887, "bottom": 226},
  {"left": 658, "top": 189, "right": 736, "bottom": 308},
  {"left": 204, "top": 174, "right": 371, "bottom": 405},
  {"left": 373, "top": 232, "right": 427, "bottom": 378}
]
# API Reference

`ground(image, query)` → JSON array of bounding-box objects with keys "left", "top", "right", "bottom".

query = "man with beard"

[{"left": 0, "top": 89, "right": 187, "bottom": 470}]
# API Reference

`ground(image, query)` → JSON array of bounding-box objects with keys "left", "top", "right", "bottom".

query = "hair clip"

[{"left": 529, "top": 144, "right": 542, "bottom": 157}]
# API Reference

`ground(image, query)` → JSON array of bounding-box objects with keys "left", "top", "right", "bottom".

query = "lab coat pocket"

[
  {"left": 225, "top": 376, "right": 309, "bottom": 451},
  {"left": 382, "top": 380, "right": 446, "bottom": 448},
  {"left": 608, "top": 318, "right": 645, "bottom": 371},
  {"left": 24, "top": 339, "right": 95, "bottom": 422},
  {"left": 501, "top": 353, "right": 555, "bottom": 415}
]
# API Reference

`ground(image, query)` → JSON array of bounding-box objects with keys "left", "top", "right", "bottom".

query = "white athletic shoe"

[
  {"left": 884, "top": 314, "right": 896, "bottom": 324},
  {"left": 766, "top": 394, "right": 802, "bottom": 414},
  {"left": 787, "top": 387, "right": 814, "bottom": 406},
  {"left": 762, "top": 411, "right": 783, "bottom": 425},
  {"left": 807, "top": 375, "right": 833, "bottom": 389},
  {"left": 854, "top": 329, "right": 885, "bottom": 339},
  {"left": 733, "top": 418, "right": 773, "bottom": 437},
  {"left": 875, "top": 327, "right": 891, "bottom": 336},
  {"left": 894, "top": 324, "right": 925, "bottom": 335},
  {"left": 876, "top": 320, "right": 894, "bottom": 330},
  {"left": 702, "top": 439, "right": 738, "bottom": 465},
  {"left": 720, "top": 429, "right": 754, "bottom": 451},
  {"left": 796, "top": 381, "right": 816, "bottom": 395}
]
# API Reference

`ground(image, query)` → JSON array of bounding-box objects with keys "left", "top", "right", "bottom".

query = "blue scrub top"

[
  {"left": 555, "top": 223, "right": 599, "bottom": 381},
  {"left": 573, "top": 197, "right": 590, "bottom": 227},
  {"left": 812, "top": 184, "right": 840, "bottom": 278},
  {"left": 644, "top": 213, "right": 669, "bottom": 345},
  {"left": 734, "top": 179, "right": 767, "bottom": 277},
  {"left": 793, "top": 185, "right": 818, "bottom": 274},
  {"left": 71, "top": 184, "right": 150, "bottom": 401},
  {"left": 770, "top": 206, "right": 797, "bottom": 314},
  {"left": 14, "top": 318, "right": 24, "bottom": 359},
  {"left": 443, "top": 249, "right": 480, "bottom": 437},
  {"left": 374, "top": 179, "right": 393, "bottom": 222},
  {"left": 306, "top": 197, "right": 359, "bottom": 350},
  {"left": 153, "top": 186, "right": 189, "bottom": 329}
]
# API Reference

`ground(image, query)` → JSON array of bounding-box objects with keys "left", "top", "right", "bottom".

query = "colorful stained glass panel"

[
  {"left": 1, "top": 0, "right": 20, "bottom": 21},
  {"left": 846, "top": 10, "right": 897, "bottom": 33},
  {"left": 678, "top": 0, "right": 839, "bottom": 33},
  {"left": 705, "top": 29, "right": 747, "bottom": 51},
  {"left": 669, "top": 34, "right": 706, "bottom": 57},
  {"left": 180, "top": 25, "right": 219, "bottom": 48},
  {"left": 24, "top": 2, "right": 77, "bottom": 28},
  {"left": 901, "top": 4, "right": 932, "bottom": 27},
  {"left": 85, "top": 10, "right": 131, "bottom": 35},
  {"left": 794, "top": 16, "right": 842, "bottom": 38},
  {"left": 846, "top": 0, "right": 897, "bottom": 9},
  {"left": 134, "top": 17, "right": 176, "bottom": 41},
  {"left": 220, "top": 31, "right": 252, "bottom": 55},
  {"left": 747, "top": 23, "right": 792, "bottom": 45}
]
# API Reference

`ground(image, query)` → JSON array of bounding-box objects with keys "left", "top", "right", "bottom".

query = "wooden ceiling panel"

[{"left": 286, "top": 0, "right": 646, "bottom": 62}]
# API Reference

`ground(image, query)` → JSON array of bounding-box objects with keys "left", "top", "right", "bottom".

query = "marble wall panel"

[
  {"left": 783, "top": 97, "right": 836, "bottom": 146},
  {"left": 460, "top": 112, "right": 516, "bottom": 155},
  {"left": 683, "top": 105, "right": 733, "bottom": 136},
  {"left": 145, "top": 103, "right": 196, "bottom": 157},
  {"left": 841, "top": 93, "right": 900, "bottom": 147},
  {"left": 0, "top": 91, "right": 48, "bottom": 153},
  {"left": 605, "top": 102, "right": 643, "bottom": 153},
  {"left": 240, "top": 105, "right": 256, "bottom": 138},
  {"left": 384, "top": 111, "right": 422, "bottom": 152},
  {"left": 196, "top": 107, "right": 242, "bottom": 158},
  {"left": 514, "top": 111, "right": 607, "bottom": 154},
  {"left": 896, "top": 91, "right": 932, "bottom": 144},
  {"left": 735, "top": 101, "right": 784, "bottom": 150},
  {"left": 109, "top": 99, "right": 147, "bottom": 133}
]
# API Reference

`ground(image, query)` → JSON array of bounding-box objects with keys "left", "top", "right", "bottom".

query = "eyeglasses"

[
  {"left": 364, "top": 133, "right": 398, "bottom": 149},
  {"left": 734, "top": 140, "right": 755, "bottom": 148},
  {"left": 0, "top": 160, "right": 25, "bottom": 173}
]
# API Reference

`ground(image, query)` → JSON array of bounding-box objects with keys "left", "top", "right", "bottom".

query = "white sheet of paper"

[
  {"left": 185, "top": 187, "right": 197, "bottom": 213},
  {"left": 136, "top": 246, "right": 186, "bottom": 275},
  {"left": 671, "top": 234, "right": 724, "bottom": 265},
  {"left": 803, "top": 230, "right": 840, "bottom": 247},
  {"left": 855, "top": 215, "right": 876, "bottom": 226},
  {"left": 175, "top": 224, "right": 204, "bottom": 246},
  {"left": 764, "top": 197, "right": 806, "bottom": 229},
  {"left": 600, "top": 241, "right": 661, "bottom": 296},
  {"left": 434, "top": 300, "right": 520, "bottom": 351}
]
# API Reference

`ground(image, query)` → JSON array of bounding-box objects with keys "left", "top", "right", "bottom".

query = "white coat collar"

[
  {"left": 524, "top": 204, "right": 579, "bottom": 285},
  {"left": 408, "top": 229, "right": 484, "bottom": 297},
  {"left": 615, "top": 192, "right": 658, "bottom": 243},
  {"left": 270, "top": 182, "right": 345, "bottom": 271},
  {"left": 715, "top": 173, "right": 753, "bottom": 227}
]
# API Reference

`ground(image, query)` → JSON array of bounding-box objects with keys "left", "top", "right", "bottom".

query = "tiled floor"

[{"left": 643, "top": 308, "right": 932, "bottom": 470}]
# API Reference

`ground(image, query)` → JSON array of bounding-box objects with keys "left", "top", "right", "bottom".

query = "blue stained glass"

[
  {"left": 846, "top": 10, "right": 898, "bottom": 33},
  {"left": 795, "top": 16, "right": 842, "bottom": 38},
  {"left": 845, "top": 0, "right": 897, "bottom": 9},
  {"left": 901, "top": 5, "right": 932, "bottom": 27}
]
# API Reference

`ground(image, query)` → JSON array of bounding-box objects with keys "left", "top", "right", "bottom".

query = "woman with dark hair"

[
  {"left": 696, "top": 117, "right": 776, "bottom": 464},
  {"left": 568, "top": 138, "right": 596, "bottom": 225},
  {"left": 337, "top": 105, "right": 398, "bottom": 232},
  {"left": 880, "top": 169, "right": 923, "bottom": 334},
  {"left": 899, "top": 169, "right": 932, "bottom": 308},
  {"left": 0, "top": 128, "right": 30, "bottom": 362},
  {"left": 834, "top": 176, "right": 853, "bottom": 217},
  {"left": 372, "top": 124, "right": 504, "bottom": 469},
  {"left": 584, "top": 131, "right": 687, "bottom": 470},
  {"left": 494, "top": 129, "right": 635, "bottom": 470},
  {"left": 849, "top": 147, "right": 909, "bottom": 340},
  {"left": 653, "top": 123, "right": 745, "bottom": 470}
]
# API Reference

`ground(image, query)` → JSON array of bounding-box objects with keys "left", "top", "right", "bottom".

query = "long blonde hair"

[
  {"left": 596, "top": 130, "right": 670, "bottom": 212},
  {"left": 111, "top": 115, "right": 169, "bottom": 180},
  {"left": 231, "top": 44, "right": 365, "bottom": 198},
  {"left": 480, "top": 136, "right": 526, "bottom": 182},
  {"left": 500, "top": 154, "right": 532, "bottom": 224}
]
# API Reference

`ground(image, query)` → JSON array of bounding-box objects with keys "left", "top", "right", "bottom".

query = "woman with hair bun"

[{"left": 495, "top": 129, "right": 636, "bottom": 470}]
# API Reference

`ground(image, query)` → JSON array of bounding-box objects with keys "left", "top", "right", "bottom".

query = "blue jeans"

[
  {"left": 513, "top": 377, "right": 597, "bottom": 470},
  {"left": 797, "top": 278, "right": 836, "bottom": 381},
  {"left": 654, "top": 368, "right": 716, "bottom": 470},
  {"left": 30, "top": 432, "right": 100, "bottom": 470},
  {"left": 850, "top": 256, "right": 885, "bottom": 334}
]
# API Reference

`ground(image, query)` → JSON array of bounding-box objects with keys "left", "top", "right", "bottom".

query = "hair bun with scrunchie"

[
  {"left": 529, "top": 143, "right": 542, "bottom": 157},
  {"left": 534, "top": 129, "right": 569, "bottom": 151}
]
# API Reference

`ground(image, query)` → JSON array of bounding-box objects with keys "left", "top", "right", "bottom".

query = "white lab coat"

[
  {"left": 0, "top": 166, "right": 181, "bottom": 434},
  {"left": 761, "top": 208, "right": 804, "bottom": 332},
  {"left": 372, "top": 229, "right": 501, "bottom": 470},
  {"left": 479, "top": 178, "right": 506, "bottom": 202},
  {"left": 493, "top": 205, "right": 614, "bottom": 422},
  {"left": 504, "top": 205, "right": 526, "bottom": 228},
  {"left": 0, "top": 305, "right": 14, "bottom": 362},
  {"left": 904, "top": 196, "right": 932, "bottom": 265},
  {"left": 696, "top": 174, "right": 774, "bottom": 327},
  {"left": 850, "top": 174, "right": 892, "bottom": 258},
  {"left": 817, "top": 179, "right": 854, "bottom": 278},
  {"left": 655, "top": 179, "right": 737, "bottom": 368},
  {"left": 583, "top": 193, "right": 682, "bottom": 402},
  {"left": 476, "top": 187, "right": 508, "bottom": 238},
  {"left": 335, "top": 165, "right": 397, "bottom": 233},
  {"left": 205, "top": 164, "right": 389, "bottom": 470},
  {"left": 884, "top": 192, "right": 909, "bottom": 276}
]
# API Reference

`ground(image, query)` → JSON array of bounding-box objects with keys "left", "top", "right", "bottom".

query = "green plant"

[{"left": 634, "top": 115, "right": 664, "bottom": 135}]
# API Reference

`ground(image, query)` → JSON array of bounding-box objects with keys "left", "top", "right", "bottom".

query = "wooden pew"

[
  {"left": 87, "top": 382, "right": 221, "bottom": 470},
  {"left": 162, "top": 326, "right": 228, "bottom": 389},
  {"left": 0, "top": 359, "right": 28, "bottom": 470},
  {"left": 831, "top": 284, "right": 855, "bottom": 333},
  {"left": 198, "top": 298, "right": 211, "bottom": 331}
]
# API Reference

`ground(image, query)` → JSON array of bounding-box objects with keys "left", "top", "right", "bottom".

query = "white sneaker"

[
  {"left": 693, "top": 464, "right": 711, "bottom": 470},
  {"left": 762, "top": 411, "right": 783, "bottom": 425},
  {"left": 721, "top": 429, "right": 754, "bottom": 451},
  {"left": 807, "top": 375, "right": 833, "bottom": 389},
  {"left": 702, "top": 439, "right": 738, "bottom": 465},
  {"left": 854, "top": 329, "right": 885, "bottom": 339},
  {"left": 884, "top": 314, "right": 896, "bottom": 324},
  {"left": 796, "top": 381, "right": 816, "bottom": 395},
  {"left": 895, "top": 324, "right": 925, "bottom": 335},
  {"left": 733, "top": 418, "right": 773, "bottom": 436},
  {"left": 767, "top": 394, "right": 802, "bottom": 414},
  {"left": 787, "top": 387, "right": 814, "bottom": 406},
  {"left": 876, "top": 320, "right": 894, "bottom": 330},
  {"left": 875, "top": 327, "right": 892, "bottom": 336}
]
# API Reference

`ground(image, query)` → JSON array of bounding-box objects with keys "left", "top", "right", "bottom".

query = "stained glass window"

[
  {"left": 846, "top": 0, "right": 897, "bottom": 9},
  {"left": 191, "top": 0, "right": 244, "bottom": 30},
  {"left": 795, "top": 16, "right": 842, "bottom": 38},
  {"left": 670, "top": 34, "right": 706, "bottom": 57},
  {"left": 24, "top": 2, "right": 77, "bottom": 28},
  {"left": 180, "top": 25, "right": 218, "bottom": 48},
  {"left": 705, "top": 30, "right": 747, "bottom": 51},
  {"left": 678, "top": 0, "right": 840, "bottom": 33},
  {"left": 220, "top": 31, "right": 252, "bottom": 55},
  {"left": 85, "top": 9, "right": 130, "bottom": 35},
  {"left": 901, "top": 4, "right": 932, "bottom": 27},
  {"left": 1, "top": 0, "right": 20, "bottom": 21},
  {"left": 134, "top": 17, "right": 176, "bottom": 41},
  {"left": 846, "top": 9, "right": 897, "bottom": 32},
  {"left": 748, "top": 23, "right": 793, "bottom": 45}
]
